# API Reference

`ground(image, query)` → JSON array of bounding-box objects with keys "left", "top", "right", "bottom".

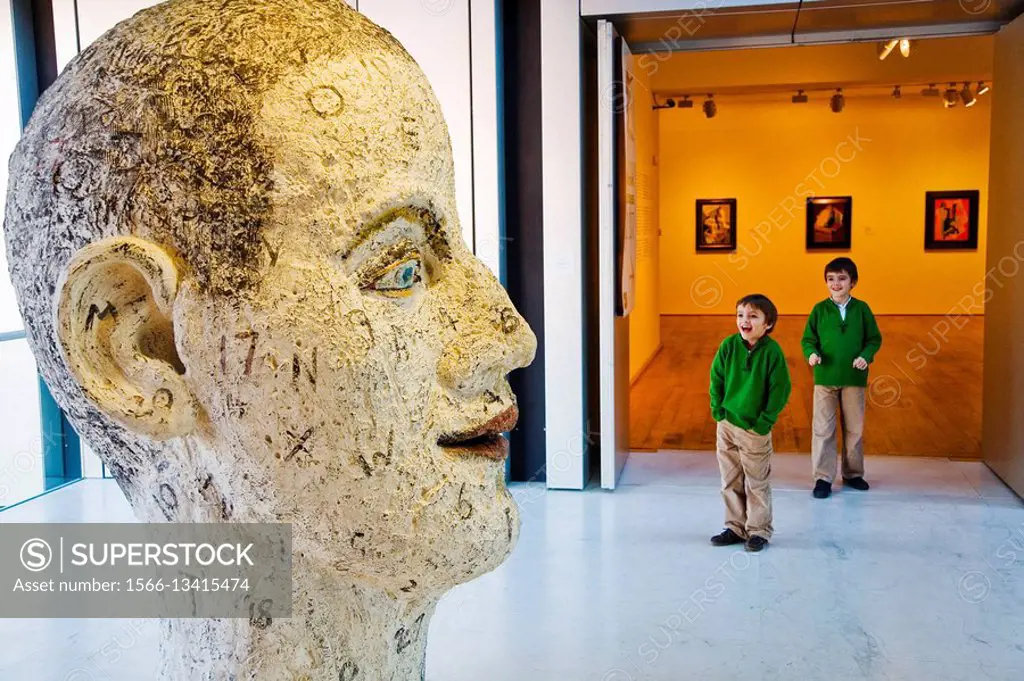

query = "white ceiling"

[{"left": 584, "top": 0, "right": 1024, "bottom": 52}]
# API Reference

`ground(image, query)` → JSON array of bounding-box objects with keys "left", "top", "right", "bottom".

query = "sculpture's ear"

[{"left": 56, "top": 236, "right": 199, "bottom": 440}]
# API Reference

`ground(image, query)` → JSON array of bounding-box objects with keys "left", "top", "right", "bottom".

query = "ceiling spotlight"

[
  {"left": 921, "top": 83, "right": 940, "bottom": 97},
  {"left": 944, "top": 83, "right": 959, "bottom": 108},
  {"left": 792, "top": 89, "right": 808, "bottom": 104},
  {"left": 878, "top": 39, "right": 899, "bottom": 60},
  {"left": 830, "top": 88, "right": 845, "bottom": 113},
  {"left": 961, "top": 82, "right": 977, "bottom": 107},
  {"left": 654, "top": 97, "right": 677, "bottom": 110},
  {"left": 899, "top": 38, "right": 911, "bottom": 57},
  {"left": 892, "top": 85, "right": 902, "bottom": 99},
  {"left": 977, "top": 82, "right": 990, "bottom": 96},
  {"left": 702, "top": 94, "right": 717, "bottom": 119},
  {"left": 678, "top": 96, "right": 694, "bottom": 109}
]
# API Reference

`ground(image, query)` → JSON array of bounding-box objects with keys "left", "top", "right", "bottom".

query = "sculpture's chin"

[
  {"left": 468, "top": 496, "right": 521, "bottom": 575},
  {"left": 425, "top": 494, "right": 520, "bottom": 591},
  {"left": 301, "top": 492, "right": 519, "bottom": 595}
]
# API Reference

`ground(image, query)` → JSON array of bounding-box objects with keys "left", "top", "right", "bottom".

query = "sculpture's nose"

[{"left": 435, "top": 261, "right": 536, "bottom": 398}]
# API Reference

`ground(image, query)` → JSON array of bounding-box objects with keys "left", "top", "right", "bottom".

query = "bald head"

[{"left": 2, "top": 12, "right": 536, "bottom": 678}]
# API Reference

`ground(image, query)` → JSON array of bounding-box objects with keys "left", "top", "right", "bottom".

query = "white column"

[
  {"left": 541, "top": 0, "right": 586, "bottom": 489},
  {"left": 983, "top": 14, "right": 1024, "bottom": 497},
  {"left": 51, "top": 0, "right": 79, "bottom": 72},
  {"left": 470, "top": 0, "right": 501, "bottom": 277}
]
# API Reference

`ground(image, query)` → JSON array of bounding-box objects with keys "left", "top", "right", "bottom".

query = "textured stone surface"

[{"left": 3, "top": 1, "right": 536, "bottom": 679}]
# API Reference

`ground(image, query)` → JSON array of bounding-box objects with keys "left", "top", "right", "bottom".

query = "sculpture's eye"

[{"left": 369, "top": 258, "right": 422, "bottom": 297}]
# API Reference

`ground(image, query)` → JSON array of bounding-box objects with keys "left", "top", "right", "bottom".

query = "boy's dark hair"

[
  {"left": 736, "top": 294, "right": 779, "bottom": 333},
  {"left": 825, "top": 257, "right": 859, "bottom": 283}
]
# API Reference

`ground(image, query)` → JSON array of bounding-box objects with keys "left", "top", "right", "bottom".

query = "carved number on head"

[
  {"left": 153, "top": 388, "right": 174, "bottom": 410},
  {"left": 339, "top": 660, "right": 359, "bottom": 681},
  {"left": 456, "top": 484, "right": 473, "bottom": 520},
  {"left": 350, "top": 531, "right": 367, "bottom": 557},
  {"left": 153, "top": 483, "right": 178, "bottom": 521},
  {"left": 394, "top": 614, "right": 426, "bottom": 654},
  {"left": 293, "top": 347, "right": 317, "bottom": 386},
  {"left": 499, "top": 307, "right": 520, "bottom": 335},
  {"left": 236, "top": 331, "right": 259, "bottom": 376},
  {"left": 248, "top": 599, "right": 273, "bottom": 629},
  {"left": 85, "top": 302, "right": 117, "bottom": 331},
  {"left": 284, "top": 427, "right": 315, "bottom": 462},
  {"left": 307, "top": 86, "right": 344, "bottom": 118}
]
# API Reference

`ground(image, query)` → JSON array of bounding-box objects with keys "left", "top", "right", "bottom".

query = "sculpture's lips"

[{"left": 438, "top": 406, "right": 518, "bottom": 460}]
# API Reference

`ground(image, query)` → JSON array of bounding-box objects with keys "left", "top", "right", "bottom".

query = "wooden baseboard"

[{"left": 630, "top": 344, "right": 664, "bottom": 387}]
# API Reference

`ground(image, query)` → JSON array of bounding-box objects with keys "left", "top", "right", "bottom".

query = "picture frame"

[
  {"left": 806, "top": 196, "right": 852, "bottom": 250},
  {"left": 925, "top": 190, "right": 980, "bottom": 250},
  {"left": 696, "top": 198, "right": 737, "bottom": 252}
]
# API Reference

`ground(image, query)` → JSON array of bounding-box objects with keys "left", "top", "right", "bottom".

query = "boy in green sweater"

[
  {"left": 801, "top": 257, "right": 883, "bottom": 499},
  {"left": 709, "top": 294, "right": 792, "bottom": 553}
]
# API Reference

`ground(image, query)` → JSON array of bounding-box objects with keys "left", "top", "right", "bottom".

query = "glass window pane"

[
  {"left": 1, "top": 0, "right": 25, "bottom": 333},
  {"left": 0, "top": 339, "right": 43, "bottom": 507},
  {"left": 81, "top": 441, "right": 104, "bottom": 478}
]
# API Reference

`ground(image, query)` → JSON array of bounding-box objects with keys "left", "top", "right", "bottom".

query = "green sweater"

[
  {"left": 801, "top": 298, "right": 883, "bottom": 387},
  {"left": 710, "top": 334, "right": 792, "bottom": 436}
]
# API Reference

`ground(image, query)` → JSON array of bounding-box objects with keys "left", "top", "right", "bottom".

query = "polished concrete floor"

[{"left": 2, "top": 452, "right": 1024, "bottom": 681}]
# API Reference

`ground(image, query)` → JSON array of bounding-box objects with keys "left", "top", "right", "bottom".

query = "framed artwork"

[
  {"left": 925, "top": 190, "right": 980, "bottom": 250},
  {"left": 696, "top": 198, "right": 737, "bottom": 252},
  {"left": 806, "top": 196, "right": 852, "bottom": 250}
]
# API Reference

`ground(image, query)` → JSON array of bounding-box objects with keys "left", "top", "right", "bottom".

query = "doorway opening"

[
  {"left": 587, "top": 14, "right": 1024, "bottom": 492},
  {"left": 630, "top": 36, "right": 993, "bottom": 459}
]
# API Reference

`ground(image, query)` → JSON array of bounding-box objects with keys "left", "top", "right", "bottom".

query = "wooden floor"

[{"left": 629, "top": 316, "right": 983, "bottom": 458}]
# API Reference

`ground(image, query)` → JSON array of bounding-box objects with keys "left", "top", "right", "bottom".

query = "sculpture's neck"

[{"left": 159, "top": 575, "right": 435, "bottom": 681}]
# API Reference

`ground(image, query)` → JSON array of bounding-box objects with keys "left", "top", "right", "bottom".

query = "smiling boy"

[
  {"left": 709, "top": 294, "right": 792, "bottom": 552},
  {"left": 802, "top": 258, "right": 883, "bottom": 499}
]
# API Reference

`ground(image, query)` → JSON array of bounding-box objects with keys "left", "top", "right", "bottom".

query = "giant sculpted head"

[{"left": 4, "top": 0, "right": 535, "bottom": 678}]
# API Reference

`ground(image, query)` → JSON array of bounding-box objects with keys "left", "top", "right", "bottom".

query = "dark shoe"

[
  {"left": 813, "top": 480, "right": 832, "bottom": 499},
  {"left": 745, "top": 536, "right": 769, "bottom": 552},
  {"left": 843, "top": 477, "right": 870, "bottom": 491},
  {"left": 710, "top": 529, "right": 745, "bottom": 546}
]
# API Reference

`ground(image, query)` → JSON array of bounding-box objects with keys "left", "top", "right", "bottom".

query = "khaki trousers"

[
  {"left": 716, "top": 420, "right": 773, "bottom": 540},
  {"left": 811, "top": 385, "right": 866, "bottom": 483}
]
